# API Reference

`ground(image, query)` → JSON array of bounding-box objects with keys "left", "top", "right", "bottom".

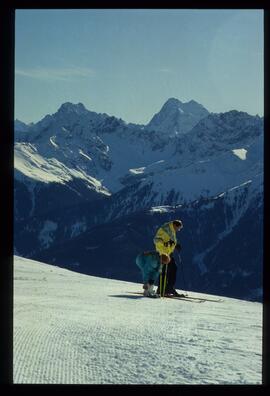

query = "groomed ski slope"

[{"left": 14, "top": 256, "right": 262, "bottom": 384}]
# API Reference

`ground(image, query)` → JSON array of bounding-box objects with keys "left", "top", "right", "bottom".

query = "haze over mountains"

[{"left": 14, "top": 97, "right": 264, "bottom": 301}]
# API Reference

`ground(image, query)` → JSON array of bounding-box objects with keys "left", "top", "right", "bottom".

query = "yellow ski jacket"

[{"left": 153, "top": 221, "right": 177, "bottom": 255}]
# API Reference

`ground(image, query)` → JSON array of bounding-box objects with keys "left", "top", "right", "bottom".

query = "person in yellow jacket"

[{"left": 153, "top": 220, "right": 184, "bottom": 296}]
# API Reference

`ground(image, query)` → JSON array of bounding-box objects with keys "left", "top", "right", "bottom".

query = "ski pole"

[
  {"left": 159, "top": 254, "right": 163, "bottom": 298},
  {"left": 177, "top": 252, "right": 187, "bottom": 292},
  {"left": 163, "top": 263, "right": 168, "bottom": 297}
]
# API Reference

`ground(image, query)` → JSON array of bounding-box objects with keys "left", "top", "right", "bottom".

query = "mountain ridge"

[{"left": 14, "top": 97, "right": 264, "bottom": 301}]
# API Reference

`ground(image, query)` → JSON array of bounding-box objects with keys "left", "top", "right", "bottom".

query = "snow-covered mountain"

[
  {"left": 14, "top": 98, "right": 264, "bottom": 301},
  {"left": 14, "top": 119, "right": 32, "bottom": 133},
  {"left": 14, "top": 101, "right": 263, "bottom": 212},
  {"left": 15, "top": 101, "right": 175, "bottom": 201},
  {"left": 146, "top": 98, "right": 209, "bottom": 136},
  {"left": 14, "top": 256, "right": 262, "bottom": 384},
  {"left": 25, "top": 174, "right": 262, "bottom": 302}
]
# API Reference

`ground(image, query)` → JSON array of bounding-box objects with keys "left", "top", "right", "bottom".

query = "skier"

[
  {"left": 153, "top": 220, "right": 184, "bottom": 297},
  {"left": 135, "top": 251, "right": 171, "bottom": 297}
]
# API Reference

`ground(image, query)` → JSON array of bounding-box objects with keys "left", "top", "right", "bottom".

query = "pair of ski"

[
  {"left": 129, "top": 291, "right": 222, "bottom": 303},
  {"left": 162, "top": 294, "right": 222, "bottom": 303}
]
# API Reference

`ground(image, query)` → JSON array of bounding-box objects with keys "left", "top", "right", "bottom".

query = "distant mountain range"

[{"left": 14, "top": 98, "right": 264, "bottom": 301}]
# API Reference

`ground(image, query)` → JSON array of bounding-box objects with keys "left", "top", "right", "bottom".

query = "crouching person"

[{"left": 135, "top": 251, "right": 171, "bottom": 298}]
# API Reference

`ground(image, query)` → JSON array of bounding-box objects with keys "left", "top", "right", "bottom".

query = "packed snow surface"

[{"left": 14, "top": 256, "right": 262, "bottom": 384}]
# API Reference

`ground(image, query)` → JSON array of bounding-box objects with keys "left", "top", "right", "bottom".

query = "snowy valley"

[{"left": 14, "top": 98, "right": 264, "bottom": 302}]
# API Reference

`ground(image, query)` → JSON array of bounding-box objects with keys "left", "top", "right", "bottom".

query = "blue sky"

[{"left": 15, "top": 9, "right": 263, "bottom": 124}]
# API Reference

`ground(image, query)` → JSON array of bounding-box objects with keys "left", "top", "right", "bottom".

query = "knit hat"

[{"left": 173, "top": 220, "right": 183, "bottom": 229}]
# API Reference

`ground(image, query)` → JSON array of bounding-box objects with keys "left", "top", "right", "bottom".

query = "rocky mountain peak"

[
  {"left": 57, "top": 102, "right": 89, "bottom": 115},
  {"left": 147, "top": 97, "right": 209, "bottom": 135}
]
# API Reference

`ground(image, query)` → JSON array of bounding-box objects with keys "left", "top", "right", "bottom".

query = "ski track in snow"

[{"left": 14, "top": 256, "right": 262, "bottom": 385}]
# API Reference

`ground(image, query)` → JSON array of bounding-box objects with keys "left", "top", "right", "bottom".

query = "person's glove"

[
  {"left": 164, "top": 240, "right": 175, "bottom": 247},
  {"left": 175, "top": 243, "right": 181, "bottom": 251}
]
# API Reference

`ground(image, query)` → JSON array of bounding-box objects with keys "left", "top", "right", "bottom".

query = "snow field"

[{"left": 14, "top": 256, "right": 262, "bottom": 384}]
